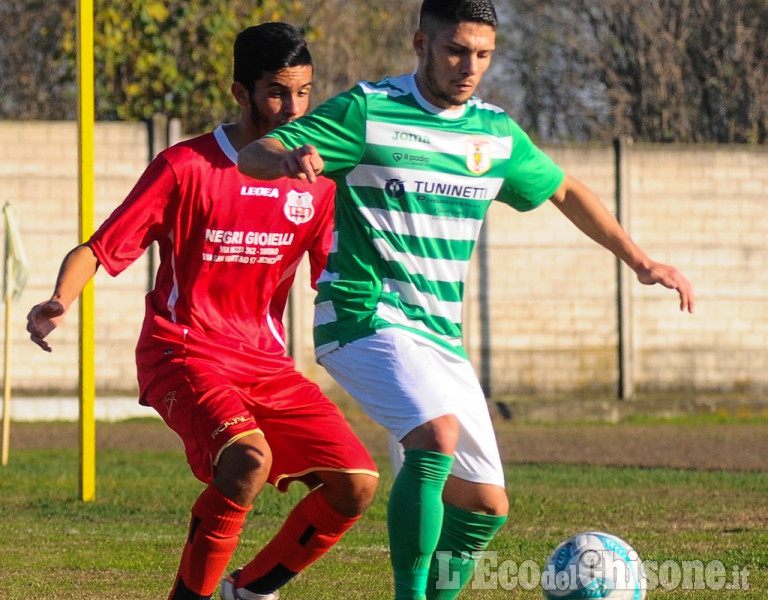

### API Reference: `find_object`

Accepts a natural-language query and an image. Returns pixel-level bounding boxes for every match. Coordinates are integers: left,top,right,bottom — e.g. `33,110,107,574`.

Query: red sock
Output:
238,488,361,595
168,484,250,600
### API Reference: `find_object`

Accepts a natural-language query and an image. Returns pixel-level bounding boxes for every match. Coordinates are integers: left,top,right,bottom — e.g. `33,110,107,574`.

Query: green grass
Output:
0,431,766,599
617,411,768,426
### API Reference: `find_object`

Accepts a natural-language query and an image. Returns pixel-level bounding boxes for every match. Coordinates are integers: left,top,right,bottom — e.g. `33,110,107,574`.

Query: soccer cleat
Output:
220,568,280,600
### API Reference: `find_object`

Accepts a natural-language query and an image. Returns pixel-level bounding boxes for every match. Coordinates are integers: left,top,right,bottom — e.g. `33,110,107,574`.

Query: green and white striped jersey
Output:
268,73,564,359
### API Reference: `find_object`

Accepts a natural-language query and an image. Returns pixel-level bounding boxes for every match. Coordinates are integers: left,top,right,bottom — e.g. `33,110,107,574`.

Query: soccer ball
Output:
541,531,647,600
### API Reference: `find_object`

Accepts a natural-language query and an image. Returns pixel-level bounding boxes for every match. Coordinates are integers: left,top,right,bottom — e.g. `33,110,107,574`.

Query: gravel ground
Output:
7,412,768,472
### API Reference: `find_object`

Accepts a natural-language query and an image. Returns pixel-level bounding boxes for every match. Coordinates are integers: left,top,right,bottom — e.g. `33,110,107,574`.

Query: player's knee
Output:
233,442,272,476
322,472,379,517
489,491,509,516
402,414,459,454
471,487,508,516
347,472,378,513
215,437,272,504
444,478,508,516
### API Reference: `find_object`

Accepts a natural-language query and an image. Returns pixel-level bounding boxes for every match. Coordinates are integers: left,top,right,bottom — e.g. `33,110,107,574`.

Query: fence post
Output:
145,115,176,291
477,221,492,400
615,136,634,400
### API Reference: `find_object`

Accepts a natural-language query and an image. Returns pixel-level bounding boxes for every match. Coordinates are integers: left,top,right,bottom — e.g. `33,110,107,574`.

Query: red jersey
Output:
88,126,335,397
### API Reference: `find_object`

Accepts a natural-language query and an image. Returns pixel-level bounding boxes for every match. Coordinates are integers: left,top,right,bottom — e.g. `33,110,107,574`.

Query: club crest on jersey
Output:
466,137,492,175
284,190,315,225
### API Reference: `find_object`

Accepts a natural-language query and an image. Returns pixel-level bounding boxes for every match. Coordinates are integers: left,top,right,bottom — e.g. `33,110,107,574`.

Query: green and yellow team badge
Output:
466,137,491,175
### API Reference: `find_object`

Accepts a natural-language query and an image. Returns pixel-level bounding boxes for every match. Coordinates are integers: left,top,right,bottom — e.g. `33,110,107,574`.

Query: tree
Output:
0,1,76,120
1,0,307,130
5,0,764,143
0,0,419,134
296,0,420,102
75,0,313,133
495,0,768,143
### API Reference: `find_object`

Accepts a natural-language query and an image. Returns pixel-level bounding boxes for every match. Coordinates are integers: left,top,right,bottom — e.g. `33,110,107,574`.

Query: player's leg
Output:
144,367,267,600
224,370,379,599
385,457,509,594
320,330,461,600
172,434,271,600
425,369,509,600
228,473,377,598
390,420,457,600
426,478,507,600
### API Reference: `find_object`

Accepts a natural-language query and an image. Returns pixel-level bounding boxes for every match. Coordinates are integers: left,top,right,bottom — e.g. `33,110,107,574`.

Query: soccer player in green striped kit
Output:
238,2,695,598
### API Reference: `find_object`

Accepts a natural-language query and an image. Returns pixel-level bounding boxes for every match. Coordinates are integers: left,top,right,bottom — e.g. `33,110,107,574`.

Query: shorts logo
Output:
385,178,406,198
284,190,315,225
467,137,492,175
211,416,248,439
162,390,177,418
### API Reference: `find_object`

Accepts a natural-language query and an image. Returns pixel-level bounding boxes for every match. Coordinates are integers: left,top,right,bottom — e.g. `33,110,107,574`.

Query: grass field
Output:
1,414,766,599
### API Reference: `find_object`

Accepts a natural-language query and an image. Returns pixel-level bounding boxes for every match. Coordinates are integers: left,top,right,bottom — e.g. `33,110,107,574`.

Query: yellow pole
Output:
77,0,96,502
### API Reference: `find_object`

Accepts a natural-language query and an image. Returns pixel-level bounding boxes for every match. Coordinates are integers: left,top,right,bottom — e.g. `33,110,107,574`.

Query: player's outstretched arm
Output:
27,244,100,352
549,174,695,313
238,137,324,183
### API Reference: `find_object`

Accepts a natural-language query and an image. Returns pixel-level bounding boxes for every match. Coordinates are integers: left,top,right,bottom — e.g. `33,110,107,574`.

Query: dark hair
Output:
233,23,312,93
419,0,498,31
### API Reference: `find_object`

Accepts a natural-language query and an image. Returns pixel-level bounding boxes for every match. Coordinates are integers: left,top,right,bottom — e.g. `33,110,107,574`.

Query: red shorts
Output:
143,362,377,490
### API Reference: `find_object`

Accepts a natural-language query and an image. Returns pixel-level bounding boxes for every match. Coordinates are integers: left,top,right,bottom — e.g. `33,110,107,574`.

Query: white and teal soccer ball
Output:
541,531,647,600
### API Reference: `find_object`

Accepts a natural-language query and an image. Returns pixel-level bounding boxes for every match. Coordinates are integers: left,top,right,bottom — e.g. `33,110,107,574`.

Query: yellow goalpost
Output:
77,0,96,502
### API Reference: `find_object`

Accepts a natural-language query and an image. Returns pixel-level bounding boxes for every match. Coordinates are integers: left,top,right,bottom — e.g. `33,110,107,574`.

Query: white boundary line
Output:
8,396,158,422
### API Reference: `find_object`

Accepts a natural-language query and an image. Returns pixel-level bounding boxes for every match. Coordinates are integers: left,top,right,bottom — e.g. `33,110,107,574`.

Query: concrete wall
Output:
1,121,766,406
472,143,768,400
0,121,151,401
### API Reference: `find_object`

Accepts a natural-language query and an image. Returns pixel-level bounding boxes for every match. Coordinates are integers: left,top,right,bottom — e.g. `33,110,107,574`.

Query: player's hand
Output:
26,300,66,352
635,261,695,313
280,144,324,183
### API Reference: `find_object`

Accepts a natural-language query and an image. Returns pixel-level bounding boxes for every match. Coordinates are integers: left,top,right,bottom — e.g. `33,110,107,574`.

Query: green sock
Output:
426,503,507,600
387,449,454,600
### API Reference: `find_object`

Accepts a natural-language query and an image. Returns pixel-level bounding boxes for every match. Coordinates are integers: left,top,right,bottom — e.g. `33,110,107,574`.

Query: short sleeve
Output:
267,86,367,177
305,181,336,290
89,155,177,276
497,121,565,212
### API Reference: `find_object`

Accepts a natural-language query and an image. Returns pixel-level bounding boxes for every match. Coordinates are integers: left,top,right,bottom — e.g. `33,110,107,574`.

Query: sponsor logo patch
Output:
392,152,430,166
284,190,315,225
466,137,492,175
384,178,406,198
240,185,279,197
392,130,431,144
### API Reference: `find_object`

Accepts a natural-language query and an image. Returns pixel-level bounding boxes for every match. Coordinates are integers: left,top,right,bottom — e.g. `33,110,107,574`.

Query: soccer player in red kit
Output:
26,23,378,600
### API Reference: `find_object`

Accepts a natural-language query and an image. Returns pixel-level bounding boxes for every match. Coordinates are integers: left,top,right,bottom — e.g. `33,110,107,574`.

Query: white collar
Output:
213,124,238,164
407,72,467,119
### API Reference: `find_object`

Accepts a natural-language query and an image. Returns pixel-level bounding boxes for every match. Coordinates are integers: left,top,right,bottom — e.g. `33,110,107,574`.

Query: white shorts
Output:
319,328,505,487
